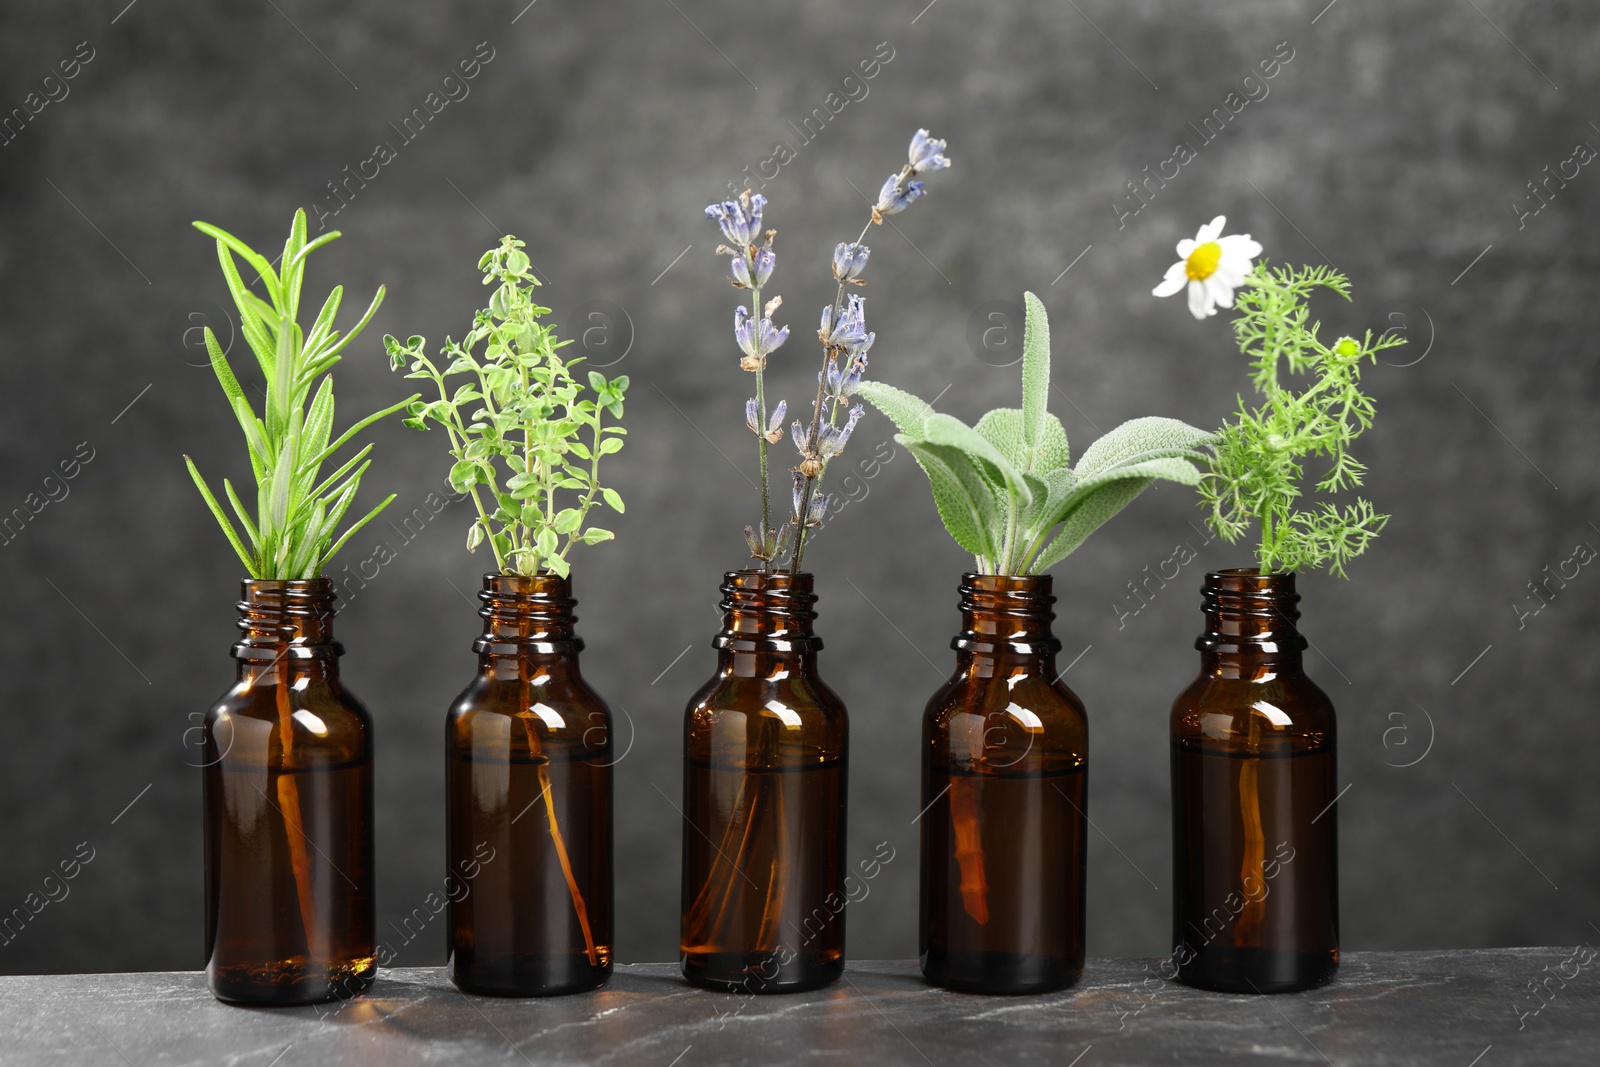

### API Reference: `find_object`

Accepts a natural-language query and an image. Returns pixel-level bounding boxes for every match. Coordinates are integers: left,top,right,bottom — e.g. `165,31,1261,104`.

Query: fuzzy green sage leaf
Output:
858,291,1213,576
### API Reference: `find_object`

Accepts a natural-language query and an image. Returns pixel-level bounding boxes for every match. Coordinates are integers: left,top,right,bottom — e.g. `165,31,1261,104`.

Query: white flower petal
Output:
1218,233,1262,258
1211,270,1247,293
1213,256,1252,285
1217,245,1253,267
1176,238,1197,258
1207,275,1237,309
1197,215,1226,244
1187,280,1215,319
1152,260,1188,297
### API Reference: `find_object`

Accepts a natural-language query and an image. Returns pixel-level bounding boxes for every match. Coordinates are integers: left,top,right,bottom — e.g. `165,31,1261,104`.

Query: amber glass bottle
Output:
446,573,613,996
1170,569,1338,994
680,570,849,993
202,579,375,1006
919,574,1088,994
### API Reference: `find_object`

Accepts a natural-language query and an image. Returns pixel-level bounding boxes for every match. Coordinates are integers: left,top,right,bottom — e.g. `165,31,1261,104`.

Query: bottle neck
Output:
1196,568,1306,677
232,578,341,681
952,573,1060,673
473,573,583,675
713,569,820,669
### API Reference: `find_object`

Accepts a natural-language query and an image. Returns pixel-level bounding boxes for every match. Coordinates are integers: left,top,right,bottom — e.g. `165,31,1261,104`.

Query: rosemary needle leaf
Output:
185,209,411,579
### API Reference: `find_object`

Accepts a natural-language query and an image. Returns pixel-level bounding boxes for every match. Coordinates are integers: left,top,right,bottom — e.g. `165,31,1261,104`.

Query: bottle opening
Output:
714,569,821,651
234,578,340,659
475,572,582,654
953,572,1060,655
1197,569,1306,655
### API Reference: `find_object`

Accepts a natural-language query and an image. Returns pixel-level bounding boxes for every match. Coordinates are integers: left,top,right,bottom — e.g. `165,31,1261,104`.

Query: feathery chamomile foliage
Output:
184,209,417,580
385,236,628,578
1199,263,1402,577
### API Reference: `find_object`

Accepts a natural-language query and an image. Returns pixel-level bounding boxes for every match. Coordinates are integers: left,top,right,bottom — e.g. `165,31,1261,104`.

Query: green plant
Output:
1198,263,1400,576
859,292,1213,575
184,209,418,579
385,236,628,577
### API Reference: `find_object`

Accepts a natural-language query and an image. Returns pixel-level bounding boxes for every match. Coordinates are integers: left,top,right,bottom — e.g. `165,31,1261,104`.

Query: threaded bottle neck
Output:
1196,568,1307,662
713,569,821,653
952,573,1061,656
474,573,583,656
232,578,341,662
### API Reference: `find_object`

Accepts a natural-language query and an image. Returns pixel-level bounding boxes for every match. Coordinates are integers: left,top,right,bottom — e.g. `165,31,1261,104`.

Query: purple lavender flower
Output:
734,304,790,366
745,397,786,442
907,129,951,174
832,242,870,283
823,352,867,400
742,519,795,562
730,248,776,290
705,193,766,247
791,472,829,527
819,293,871,354
816,404,865,460
702,129,955,572
874,176,927,217
751,249,774,288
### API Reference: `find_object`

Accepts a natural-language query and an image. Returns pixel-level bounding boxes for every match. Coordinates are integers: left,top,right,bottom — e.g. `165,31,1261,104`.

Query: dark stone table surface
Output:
1,949,1593,1065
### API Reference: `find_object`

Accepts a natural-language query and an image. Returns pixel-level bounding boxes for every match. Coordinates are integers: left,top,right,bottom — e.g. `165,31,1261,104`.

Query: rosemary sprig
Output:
183,209,417,579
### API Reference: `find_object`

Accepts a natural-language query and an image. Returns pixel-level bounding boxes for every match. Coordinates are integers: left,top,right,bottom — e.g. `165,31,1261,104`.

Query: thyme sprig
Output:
385,236,627,577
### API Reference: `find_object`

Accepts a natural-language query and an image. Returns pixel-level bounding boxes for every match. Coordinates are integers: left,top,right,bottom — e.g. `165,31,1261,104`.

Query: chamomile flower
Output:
1152,215,1263,320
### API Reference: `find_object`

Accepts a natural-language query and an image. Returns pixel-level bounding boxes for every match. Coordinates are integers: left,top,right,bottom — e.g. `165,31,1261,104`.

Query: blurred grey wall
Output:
1,0,1597,975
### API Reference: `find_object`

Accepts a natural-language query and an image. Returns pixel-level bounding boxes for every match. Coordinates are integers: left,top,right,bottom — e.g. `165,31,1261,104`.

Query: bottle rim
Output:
473,572,583,656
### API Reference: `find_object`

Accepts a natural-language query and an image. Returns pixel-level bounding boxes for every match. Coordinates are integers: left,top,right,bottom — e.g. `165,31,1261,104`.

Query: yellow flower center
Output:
1185,241,1223,281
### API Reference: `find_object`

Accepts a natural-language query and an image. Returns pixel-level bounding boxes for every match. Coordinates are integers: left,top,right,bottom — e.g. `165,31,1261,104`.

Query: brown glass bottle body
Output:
919,574,1088,994
446,574,614,996
202,579,375,1006
1169,569,1339,994
679,570,849,994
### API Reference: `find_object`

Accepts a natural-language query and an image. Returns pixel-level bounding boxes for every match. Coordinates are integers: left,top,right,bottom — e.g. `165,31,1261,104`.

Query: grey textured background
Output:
1,0,1596,977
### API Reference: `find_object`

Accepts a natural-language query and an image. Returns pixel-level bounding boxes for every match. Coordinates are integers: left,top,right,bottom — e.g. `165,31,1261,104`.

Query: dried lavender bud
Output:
823,352,867,400
816,404,864,460
832,242,870,283
735,305,789,363
819,293,870,354
874,176,926,217
764,399,787,443
907,129,952,174
705,192,766,247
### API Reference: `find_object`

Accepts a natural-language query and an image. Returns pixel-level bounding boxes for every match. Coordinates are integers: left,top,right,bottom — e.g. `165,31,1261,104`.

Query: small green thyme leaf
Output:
385,235,628,575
